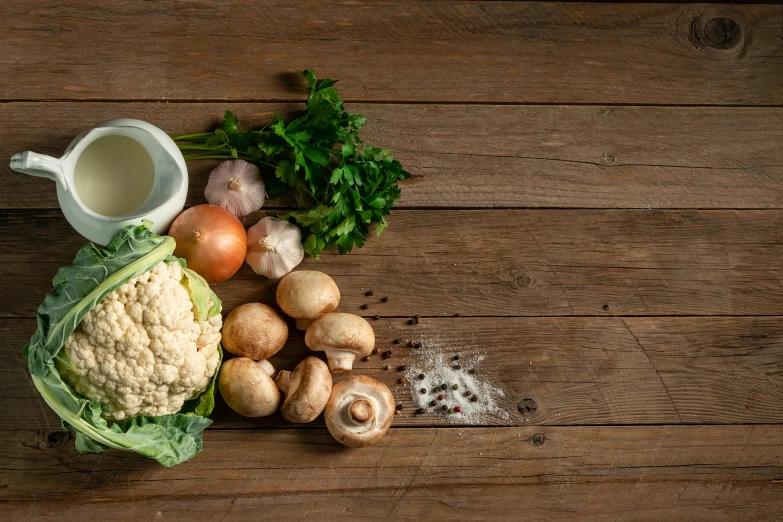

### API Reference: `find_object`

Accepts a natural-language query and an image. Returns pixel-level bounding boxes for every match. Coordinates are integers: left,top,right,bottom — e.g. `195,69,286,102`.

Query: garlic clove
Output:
245,217,305,279
204,160,266,217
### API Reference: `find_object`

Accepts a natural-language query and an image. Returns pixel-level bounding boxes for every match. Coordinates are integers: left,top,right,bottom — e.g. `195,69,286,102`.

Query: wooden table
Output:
2,2,782,520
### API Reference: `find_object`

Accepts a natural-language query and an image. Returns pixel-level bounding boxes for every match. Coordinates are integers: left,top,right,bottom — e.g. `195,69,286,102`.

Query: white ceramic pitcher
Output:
10,118,187,245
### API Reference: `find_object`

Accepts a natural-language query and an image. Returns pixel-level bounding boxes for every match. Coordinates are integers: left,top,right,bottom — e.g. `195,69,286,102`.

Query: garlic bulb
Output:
246,217,304,279
204,160,265,217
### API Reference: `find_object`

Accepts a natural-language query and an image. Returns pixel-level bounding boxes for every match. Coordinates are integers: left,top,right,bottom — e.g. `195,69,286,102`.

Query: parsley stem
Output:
170,132,213,142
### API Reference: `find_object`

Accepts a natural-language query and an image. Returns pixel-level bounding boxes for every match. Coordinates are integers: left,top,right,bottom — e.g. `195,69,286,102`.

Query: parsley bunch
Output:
171,70,410,258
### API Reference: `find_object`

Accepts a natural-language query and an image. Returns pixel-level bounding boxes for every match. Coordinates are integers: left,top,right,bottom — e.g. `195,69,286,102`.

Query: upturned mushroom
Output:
218,358,280,417
275,357,332,423
276,270,340,330
324,375,395,447
305,312,375,372
221,302,288,360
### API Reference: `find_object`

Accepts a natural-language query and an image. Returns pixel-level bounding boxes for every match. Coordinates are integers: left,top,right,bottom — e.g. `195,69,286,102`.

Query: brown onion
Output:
168,204,247,284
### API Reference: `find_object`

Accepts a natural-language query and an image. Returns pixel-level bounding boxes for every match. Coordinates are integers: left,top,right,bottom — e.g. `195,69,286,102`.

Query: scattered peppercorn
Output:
384,365,392,370
374,315,381,321
440,383,447,390
429,401,437,407
397,378,404,384
453,384,459,390
373,348,380,355
453,355,460,361
395,403,403,411
454,406,462,413
414,408,424,415
414,315,421,324
453,365,461,370
366,290,374,296
381,297,389,303
408,318,416,325
448,408,454,414
468,368,476,375
362,356,370,362
464,391,472,397
382,350,392,359
470,396,479,402
420,388,426,394
408,340,416,347
360,304,369,310
437,394,445,401
441,405,448,411
393,339,400,345
418,373,425,380
397,365,406,371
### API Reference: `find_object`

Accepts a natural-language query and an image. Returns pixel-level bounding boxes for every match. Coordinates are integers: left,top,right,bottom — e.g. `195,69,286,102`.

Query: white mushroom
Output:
275,357,332,423
324,375,395,447
305,312,375,373
276,270,340,330
218,358,280,417
221,302,288,360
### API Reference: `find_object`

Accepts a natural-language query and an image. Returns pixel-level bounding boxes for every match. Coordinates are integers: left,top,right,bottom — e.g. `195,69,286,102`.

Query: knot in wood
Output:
515,274,532,288
532,433,546,447
689,16,742,51
518,398,537,415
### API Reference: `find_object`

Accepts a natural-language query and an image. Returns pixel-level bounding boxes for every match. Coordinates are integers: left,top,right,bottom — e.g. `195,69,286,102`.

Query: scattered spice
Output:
397,365,407,371
381,297,389,303
373,348,380,355
362,356,370,362
397,378,405,384
374,315,381,321
454,406,462,413
453,365,461,370
453,383,459,390
470,396,479,402
382,350,392,359
454,313,461,317
384,365,392,370
418,373,425,380
468,369,476,375
414,315,421,324
366,290,374,297
395,403,403,411
408,318,416,325
453,355,460,361
393,339,400,345
429,401,437,407
420,388,426,394
408,340,416,347
448,408,454,414
414,408,423,415
464,391,472,397
437,394,445,401
440,383,447,390
441,405,448,411
360,304,369,310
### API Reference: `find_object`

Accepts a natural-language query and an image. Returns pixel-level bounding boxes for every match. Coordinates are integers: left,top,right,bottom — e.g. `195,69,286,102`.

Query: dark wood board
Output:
2,102,783,210
2,426,782,520
3,209,783,319
3,316,782,431
1,3,780,104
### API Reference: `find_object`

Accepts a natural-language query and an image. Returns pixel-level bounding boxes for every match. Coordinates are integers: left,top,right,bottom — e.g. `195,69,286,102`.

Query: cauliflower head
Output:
59,261,222,420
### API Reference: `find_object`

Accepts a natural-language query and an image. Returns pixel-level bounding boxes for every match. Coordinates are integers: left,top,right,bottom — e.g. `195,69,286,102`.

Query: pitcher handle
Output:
9,152,67,191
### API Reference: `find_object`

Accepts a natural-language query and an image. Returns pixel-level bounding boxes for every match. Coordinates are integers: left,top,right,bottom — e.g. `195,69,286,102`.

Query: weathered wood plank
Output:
3,316,782,431
1,3,780,104
1,426,782,521
3,102,783,210
3,209,783,318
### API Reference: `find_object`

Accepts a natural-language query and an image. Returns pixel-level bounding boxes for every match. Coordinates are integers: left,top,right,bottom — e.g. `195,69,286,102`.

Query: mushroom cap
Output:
275,357,332,423
218,357,280,417
222,302,288,360
305,313,375,372
324,375,395,447
276,271,340,324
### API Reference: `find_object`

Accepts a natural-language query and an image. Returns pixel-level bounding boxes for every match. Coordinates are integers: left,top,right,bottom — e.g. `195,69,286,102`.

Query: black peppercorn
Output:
397,378,404,384
441,405,448,411
414,408,424,415
440,383,447,390
429,400,437,407
470,395,479,402
408,318,416,325
395,403,403,410
381,297,389,303
420,388,426,394
366,290,374,296
393,339,400,344
468,368,476,375
382,350,392,359
374,315,381,321
397,365,406,371
418,373,425,380
464,391,472,397
360,304,369,310
453,355,460,361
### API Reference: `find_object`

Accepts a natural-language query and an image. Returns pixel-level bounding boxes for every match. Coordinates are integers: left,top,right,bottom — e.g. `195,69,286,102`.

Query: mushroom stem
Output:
227,177,243,191
296,318,314,330
349,399,374,424
325,351,356,373
274,370,292,394
257,359,277,378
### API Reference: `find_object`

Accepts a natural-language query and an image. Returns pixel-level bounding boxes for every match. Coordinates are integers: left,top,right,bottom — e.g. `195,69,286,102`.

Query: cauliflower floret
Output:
60,261,222,421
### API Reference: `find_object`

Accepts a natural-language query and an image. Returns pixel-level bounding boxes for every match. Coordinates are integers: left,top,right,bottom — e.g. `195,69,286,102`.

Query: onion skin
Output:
168,204,247,284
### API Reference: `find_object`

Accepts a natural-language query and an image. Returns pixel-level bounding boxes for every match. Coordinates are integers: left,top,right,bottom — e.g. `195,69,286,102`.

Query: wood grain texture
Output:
4,316,782,431
2,426,782,520
3,209,783,319
2,102,783,210
1,2,780,104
